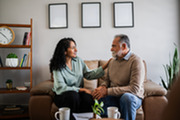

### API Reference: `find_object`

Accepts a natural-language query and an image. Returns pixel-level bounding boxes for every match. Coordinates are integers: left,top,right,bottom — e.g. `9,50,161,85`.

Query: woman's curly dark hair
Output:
49,38,76,72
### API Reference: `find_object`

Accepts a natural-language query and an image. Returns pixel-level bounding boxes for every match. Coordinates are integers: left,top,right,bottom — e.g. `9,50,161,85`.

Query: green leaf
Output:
94,99,99,104
96,112,101,116
98,107,104,113
92,99,104,117
163,65,168,80
7,53,18,58
161,44,180,90
99,102,104,107
161,77,167,90
92,106,96,113
96,108,101,113
6,79,12,83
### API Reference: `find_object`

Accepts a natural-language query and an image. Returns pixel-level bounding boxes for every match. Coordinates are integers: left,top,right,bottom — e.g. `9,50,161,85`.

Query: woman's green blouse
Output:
52,57,104,95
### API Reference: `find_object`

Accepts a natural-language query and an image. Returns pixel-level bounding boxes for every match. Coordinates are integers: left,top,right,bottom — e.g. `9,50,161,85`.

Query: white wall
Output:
0,0,179,104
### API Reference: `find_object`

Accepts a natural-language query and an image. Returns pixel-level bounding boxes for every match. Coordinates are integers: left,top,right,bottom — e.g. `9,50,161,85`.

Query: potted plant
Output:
5,53,18,67
91,99,104,119
160,46,180,91
6,79,13,89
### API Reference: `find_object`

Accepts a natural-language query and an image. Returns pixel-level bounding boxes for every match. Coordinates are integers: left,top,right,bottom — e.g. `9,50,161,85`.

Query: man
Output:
92,34,145,120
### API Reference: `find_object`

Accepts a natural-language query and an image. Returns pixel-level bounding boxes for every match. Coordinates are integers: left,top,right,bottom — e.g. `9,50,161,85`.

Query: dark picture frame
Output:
81,2,101,28
113,2,134,28
48,3,68,29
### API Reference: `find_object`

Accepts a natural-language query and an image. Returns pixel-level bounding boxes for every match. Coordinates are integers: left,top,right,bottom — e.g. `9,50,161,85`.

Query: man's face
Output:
111,37,123,58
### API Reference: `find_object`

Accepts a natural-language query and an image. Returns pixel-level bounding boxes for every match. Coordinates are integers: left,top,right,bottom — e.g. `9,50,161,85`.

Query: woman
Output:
50,38,111,120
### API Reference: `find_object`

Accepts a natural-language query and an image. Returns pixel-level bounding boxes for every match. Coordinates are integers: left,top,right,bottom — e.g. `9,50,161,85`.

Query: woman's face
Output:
65,41,77,58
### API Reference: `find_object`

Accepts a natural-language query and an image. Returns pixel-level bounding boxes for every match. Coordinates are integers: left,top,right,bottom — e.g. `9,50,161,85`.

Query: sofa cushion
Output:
144,80,167,97
84,60,99,91
30,80,54,97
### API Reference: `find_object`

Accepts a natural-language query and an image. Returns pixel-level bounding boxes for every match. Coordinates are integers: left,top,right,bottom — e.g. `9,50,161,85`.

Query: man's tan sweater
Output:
101,53,145,99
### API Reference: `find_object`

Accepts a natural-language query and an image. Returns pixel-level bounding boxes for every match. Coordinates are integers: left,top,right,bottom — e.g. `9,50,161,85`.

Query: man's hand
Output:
79,88,92,95
92,86,107,100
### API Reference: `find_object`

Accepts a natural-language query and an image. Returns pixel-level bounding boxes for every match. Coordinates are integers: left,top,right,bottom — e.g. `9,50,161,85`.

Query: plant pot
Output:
6,83,13,89
89,113,101,120
5,58,18,67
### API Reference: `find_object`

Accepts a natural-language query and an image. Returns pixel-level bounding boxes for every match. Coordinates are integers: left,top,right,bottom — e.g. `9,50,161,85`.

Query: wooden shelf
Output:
0,19,32,119
0,67,30,70
0,88,30,94
0,105,29,119
0,24,31,28
0,45,31,48
0,113,29,119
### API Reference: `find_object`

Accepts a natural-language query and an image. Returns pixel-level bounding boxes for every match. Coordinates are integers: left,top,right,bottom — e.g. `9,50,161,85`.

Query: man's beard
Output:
112,50,123,58
112,51,117,58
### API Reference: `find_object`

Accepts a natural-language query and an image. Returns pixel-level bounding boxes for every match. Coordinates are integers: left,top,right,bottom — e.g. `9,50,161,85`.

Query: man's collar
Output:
123,51,131,60
115,51,131,61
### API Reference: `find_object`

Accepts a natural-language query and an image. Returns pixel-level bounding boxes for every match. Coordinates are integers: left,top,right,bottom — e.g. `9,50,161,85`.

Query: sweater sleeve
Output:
107,59,145,97
52,70,80,95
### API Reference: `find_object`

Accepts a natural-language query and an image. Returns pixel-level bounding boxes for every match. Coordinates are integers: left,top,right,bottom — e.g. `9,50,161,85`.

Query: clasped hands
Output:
80,86,107,100
79,58,112,100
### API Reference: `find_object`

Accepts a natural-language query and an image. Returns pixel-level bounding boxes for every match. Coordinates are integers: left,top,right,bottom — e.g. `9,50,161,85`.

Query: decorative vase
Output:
5,58,18,67
6,82,13,89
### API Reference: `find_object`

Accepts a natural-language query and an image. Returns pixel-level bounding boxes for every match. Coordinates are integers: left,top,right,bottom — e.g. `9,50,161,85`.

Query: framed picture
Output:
48,3,68,29
81,2,101,28
113,2,134,28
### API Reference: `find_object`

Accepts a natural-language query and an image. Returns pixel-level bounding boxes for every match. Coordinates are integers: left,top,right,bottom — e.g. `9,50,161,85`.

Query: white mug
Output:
54,107,70,120
107,106,121,119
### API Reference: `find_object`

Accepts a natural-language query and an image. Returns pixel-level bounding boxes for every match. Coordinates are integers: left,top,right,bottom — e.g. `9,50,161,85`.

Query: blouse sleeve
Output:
81,60,105,80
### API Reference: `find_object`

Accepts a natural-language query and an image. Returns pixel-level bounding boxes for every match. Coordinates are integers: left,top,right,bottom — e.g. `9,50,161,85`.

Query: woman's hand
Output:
79,88,92,95
102,58,113,70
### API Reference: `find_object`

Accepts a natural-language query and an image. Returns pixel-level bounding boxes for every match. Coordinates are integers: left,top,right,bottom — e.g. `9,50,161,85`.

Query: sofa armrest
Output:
143,96,168,120
144,80,167,97
30,80,54,97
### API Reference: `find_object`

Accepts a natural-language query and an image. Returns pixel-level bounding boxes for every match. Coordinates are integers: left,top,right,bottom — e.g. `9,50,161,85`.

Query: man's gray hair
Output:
115,34,130,49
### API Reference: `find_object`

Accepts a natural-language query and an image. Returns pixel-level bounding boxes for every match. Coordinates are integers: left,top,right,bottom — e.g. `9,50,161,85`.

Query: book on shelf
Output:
26,52,31,67
19,54,27,67
0,56,3,67
22,32,28,45
26,32,31,45
22,32,31,45
22,54,27,67
19,52,31,67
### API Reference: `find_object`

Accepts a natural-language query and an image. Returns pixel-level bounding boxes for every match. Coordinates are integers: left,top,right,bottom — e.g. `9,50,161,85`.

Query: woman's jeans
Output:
99,93,142,120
